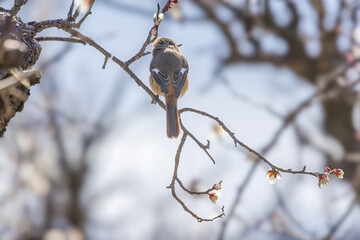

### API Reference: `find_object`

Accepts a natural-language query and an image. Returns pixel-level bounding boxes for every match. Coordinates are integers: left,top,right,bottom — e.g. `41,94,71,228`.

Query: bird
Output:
149,37,189,138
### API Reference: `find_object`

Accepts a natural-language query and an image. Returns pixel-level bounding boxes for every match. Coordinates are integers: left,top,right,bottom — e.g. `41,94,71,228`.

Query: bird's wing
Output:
150,65,170,95
173,58,189,98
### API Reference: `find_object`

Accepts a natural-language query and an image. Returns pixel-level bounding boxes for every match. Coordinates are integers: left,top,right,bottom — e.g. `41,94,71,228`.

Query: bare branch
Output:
75,11,92,28
125,28,155,66
62,28,111,69
176,178,222,195
180,107,319,177
68,0,75,20
10,0,28,15
112,55,165,109
167,133,225,222
35,36,86,45
180,121,215,164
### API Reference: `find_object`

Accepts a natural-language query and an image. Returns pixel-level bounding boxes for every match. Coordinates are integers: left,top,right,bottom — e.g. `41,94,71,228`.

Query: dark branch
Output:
35,36,86,45
10,0,28,15
167,133,225,222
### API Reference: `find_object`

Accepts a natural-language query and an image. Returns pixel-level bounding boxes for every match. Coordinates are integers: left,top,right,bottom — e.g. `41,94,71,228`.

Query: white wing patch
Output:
180,68,187,74
152,68,160,74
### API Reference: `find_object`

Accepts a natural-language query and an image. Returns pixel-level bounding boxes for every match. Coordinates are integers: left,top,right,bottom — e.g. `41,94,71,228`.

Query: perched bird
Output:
149,37,189,138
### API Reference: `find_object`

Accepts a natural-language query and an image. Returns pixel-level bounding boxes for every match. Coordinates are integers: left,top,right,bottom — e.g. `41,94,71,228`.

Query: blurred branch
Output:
180,121,215,164
125,29,154,66
193,0,343,81
100,0,204,22
62,28,111,69
217,160,260,240
193,0,239,61
324,197,357,240
319,78,360,101
38,43,74,71
216,57,360,239
100,0,154,18
221,76,282,118
275,187,314,238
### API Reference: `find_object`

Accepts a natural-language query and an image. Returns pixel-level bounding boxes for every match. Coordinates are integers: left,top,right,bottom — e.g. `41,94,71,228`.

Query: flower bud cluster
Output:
207,182,222,203
265,167,344,188
318,167,344,188
153,13,164,26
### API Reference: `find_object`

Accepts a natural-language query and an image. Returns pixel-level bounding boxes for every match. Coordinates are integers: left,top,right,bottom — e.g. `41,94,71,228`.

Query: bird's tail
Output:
165,96,180,138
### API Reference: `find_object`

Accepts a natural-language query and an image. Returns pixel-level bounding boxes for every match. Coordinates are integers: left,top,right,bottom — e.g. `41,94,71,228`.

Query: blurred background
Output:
0,0,360,239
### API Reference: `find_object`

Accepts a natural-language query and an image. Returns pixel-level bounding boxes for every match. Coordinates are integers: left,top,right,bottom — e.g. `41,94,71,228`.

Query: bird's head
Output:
152,37,182,55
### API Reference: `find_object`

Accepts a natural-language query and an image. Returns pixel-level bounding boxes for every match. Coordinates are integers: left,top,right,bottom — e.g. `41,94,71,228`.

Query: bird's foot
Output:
151,95,159,104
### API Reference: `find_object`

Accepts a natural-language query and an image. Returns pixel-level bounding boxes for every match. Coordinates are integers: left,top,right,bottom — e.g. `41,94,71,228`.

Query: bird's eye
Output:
169,41,174,45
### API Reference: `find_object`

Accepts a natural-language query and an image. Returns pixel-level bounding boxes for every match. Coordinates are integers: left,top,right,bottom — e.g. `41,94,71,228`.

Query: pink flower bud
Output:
76,0,94,13
212,183,222,190
318,174,329,188
158,13,164,20
208,193,218,203
266,169,281,184
154,19,160,26
334,169,344,179
151,28,157,36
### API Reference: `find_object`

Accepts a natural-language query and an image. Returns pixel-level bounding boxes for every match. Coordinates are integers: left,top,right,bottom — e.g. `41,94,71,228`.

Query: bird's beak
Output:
177,43,183,47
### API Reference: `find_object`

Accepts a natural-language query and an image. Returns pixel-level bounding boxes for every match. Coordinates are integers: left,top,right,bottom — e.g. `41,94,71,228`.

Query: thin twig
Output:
10,0,28,15
72,7,80,21
180,107,320,177
62,28,111,69
168,133,188,188
112,56,165,109
167,133,225,222
176,178,221,195
39,44,74,71
180,121,215,164
74,11,92,28
125,28,155,66
35,36,86,45
67,0,75,20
